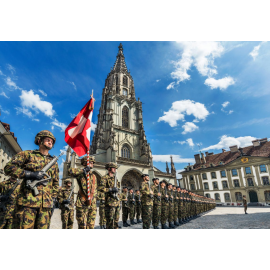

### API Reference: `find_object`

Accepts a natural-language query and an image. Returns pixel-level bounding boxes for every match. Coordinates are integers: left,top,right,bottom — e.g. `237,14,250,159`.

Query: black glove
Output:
109,187,118,193
83,166,91,174
24,170,44,180
63,199,70,204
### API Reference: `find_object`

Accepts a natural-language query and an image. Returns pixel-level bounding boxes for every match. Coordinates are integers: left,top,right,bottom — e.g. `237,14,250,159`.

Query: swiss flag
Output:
65,98,94,157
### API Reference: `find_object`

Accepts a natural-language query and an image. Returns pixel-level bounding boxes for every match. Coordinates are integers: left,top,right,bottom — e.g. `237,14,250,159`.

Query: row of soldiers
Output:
0,130,215,229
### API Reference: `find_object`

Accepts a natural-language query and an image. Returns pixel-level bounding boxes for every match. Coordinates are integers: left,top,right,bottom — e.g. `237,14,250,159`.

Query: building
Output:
63,44,177,190
180,138,270,205
0,121,22,182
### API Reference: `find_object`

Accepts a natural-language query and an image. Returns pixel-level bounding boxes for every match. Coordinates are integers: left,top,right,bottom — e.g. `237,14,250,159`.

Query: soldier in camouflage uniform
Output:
172,185,180,227
176,186,183,224
160,180,169,229
167,183,175,228
58,179,74,229
151,178,161,229
68,156,97,229
4,130,59,229
0,177,22,229
128,187,137,225
98,190,106,229
121,186,130,227
98,162,121,229
134,190,142,223
139,174,153,229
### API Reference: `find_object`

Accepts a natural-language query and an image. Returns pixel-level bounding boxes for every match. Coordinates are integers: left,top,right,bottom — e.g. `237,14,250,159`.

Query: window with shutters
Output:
122,106,129,128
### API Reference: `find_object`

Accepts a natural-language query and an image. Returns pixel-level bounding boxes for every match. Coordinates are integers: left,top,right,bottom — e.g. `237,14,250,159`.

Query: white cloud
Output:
60,145,69,155
20,90,55,117
174,140,186,145
15,107,39,121
201,135,257,151
38,89,47,96
51,119,67,132
0,92,9,99
167,42,235,91
228,110,234,114
70,113,77,118
186,138,194,148
7,64,15,74
91,122,97,132
68,81,77,91
222,101,230,108
158,99,209,128
0,70,4,76
166,82,175,90
6,77,21,90
153,154,194,164
156,79,160,82
0,105,10,115
204,77,235,90
249,42,266,60
182,122,198,134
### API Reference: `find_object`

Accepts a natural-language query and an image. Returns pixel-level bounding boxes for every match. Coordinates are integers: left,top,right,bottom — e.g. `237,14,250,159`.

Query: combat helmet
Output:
64,179,72,184
34,130,56,145
105,162,118,169
80,155,96,165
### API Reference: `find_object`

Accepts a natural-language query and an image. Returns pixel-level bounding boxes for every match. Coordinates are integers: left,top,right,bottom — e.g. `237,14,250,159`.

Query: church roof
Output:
112,43,130,74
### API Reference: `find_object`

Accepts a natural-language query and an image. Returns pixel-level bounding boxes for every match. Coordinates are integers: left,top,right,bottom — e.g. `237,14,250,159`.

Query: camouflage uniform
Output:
160,186,169,229
128,192,136,224
4,149,59,229
98,191,106,228
98,164,121,229
151,184,161,228
173,189,179,226
120,191,129,225
0,178,21,229
68,167,97,229
58,184,74,229
135,193,142,222
140,181,153,229
243,197,247,214
167,189,174,225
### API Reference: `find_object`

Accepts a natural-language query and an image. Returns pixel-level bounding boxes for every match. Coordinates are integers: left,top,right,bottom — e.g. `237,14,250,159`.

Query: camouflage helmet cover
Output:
34,130,56,145
81,156,96,165
105,162,118,169
64,179,72,184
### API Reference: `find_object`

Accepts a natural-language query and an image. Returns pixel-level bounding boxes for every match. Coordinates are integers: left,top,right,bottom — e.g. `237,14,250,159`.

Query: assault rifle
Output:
64,186,74,210
112,165,120,201
0,179,21,212
164,186,169,203
131,192,135,205
26,152,64,196
137,193,141,206
156,183,161,201
169,188,173,203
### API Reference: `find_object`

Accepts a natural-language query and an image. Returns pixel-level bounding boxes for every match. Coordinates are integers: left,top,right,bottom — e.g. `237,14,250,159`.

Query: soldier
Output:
68,156,97,229
151,177,161,229
139,174,153,229
172,185,180,227
134,190,142,223
4,130,59,229
160,180,169,229
128,187,137,225
0,177,21,229
58,179,74,229
98,190,106,229
243,195,248,214
98,162,121,229
167,183,175,228
121,186,130,227
176,186,183,224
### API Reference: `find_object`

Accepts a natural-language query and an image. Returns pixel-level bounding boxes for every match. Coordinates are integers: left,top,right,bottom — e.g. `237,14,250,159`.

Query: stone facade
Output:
63,44,177,191
0,121,22,182
180,138,270,205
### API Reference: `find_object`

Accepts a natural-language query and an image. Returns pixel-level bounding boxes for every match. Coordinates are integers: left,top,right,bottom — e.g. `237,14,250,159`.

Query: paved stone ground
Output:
50,206,270,229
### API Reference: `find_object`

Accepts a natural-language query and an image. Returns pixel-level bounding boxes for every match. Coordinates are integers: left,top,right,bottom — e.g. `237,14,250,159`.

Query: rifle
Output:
0,179,21,212
165,186,169,203
132,192,135,205
169,188,173,203
64,186,74,210
138,193,141,206
112,165,120,201
123,191,128,207
26,152,64,196
156,183,161,201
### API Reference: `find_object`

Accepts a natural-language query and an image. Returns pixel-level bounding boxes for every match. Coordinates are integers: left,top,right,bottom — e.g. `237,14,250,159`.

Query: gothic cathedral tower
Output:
91,43,152,165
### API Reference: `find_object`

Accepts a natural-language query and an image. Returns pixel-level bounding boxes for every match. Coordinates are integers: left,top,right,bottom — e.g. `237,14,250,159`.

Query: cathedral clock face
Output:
241,157,249,163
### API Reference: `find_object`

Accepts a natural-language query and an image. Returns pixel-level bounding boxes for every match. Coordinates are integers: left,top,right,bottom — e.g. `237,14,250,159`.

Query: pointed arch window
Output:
122,106,129,128
123,75,128,86
121,144,131,159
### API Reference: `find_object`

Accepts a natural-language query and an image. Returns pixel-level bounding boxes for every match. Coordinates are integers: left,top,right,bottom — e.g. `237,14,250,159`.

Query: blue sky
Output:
0,41,269,178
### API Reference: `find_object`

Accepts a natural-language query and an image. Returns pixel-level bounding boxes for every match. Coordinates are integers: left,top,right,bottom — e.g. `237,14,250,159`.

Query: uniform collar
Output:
32,149,53,158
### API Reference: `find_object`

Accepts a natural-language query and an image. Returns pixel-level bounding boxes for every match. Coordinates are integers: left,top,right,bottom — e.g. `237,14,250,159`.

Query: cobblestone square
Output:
50,206,270,229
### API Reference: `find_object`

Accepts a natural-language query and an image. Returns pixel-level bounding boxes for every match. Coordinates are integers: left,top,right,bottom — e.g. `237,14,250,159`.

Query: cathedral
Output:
63,44,177,190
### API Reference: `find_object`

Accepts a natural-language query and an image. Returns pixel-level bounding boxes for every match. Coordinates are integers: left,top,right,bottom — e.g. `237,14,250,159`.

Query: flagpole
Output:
87,90,95,202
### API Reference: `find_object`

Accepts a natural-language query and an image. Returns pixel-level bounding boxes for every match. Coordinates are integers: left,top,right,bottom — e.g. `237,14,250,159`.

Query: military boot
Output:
174,221,180,226
139,219,142,223
137,219,142,223
131,220,136,225
162,224,169,229
179,218,184,224
123,222,129,227
127,222,131,226
169,222,175,228
100,225,104,229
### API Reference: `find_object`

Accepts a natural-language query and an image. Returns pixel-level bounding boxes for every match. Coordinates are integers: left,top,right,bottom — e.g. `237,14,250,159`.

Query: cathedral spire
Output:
170,155,176,176
112,43,128,73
